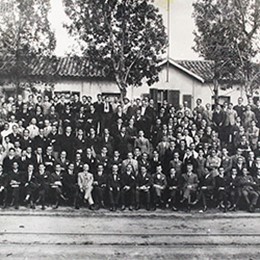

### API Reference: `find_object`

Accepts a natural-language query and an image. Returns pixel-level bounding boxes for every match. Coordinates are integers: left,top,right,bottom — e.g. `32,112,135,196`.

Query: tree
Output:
0,0,56,95
193,0,260,102
63,0,167,98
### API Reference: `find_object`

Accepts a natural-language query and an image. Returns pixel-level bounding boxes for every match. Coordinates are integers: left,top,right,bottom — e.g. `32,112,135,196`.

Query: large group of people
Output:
0,93,260,213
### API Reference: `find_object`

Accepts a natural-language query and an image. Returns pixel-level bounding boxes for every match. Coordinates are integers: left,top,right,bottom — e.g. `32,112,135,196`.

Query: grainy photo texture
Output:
0,0,260,259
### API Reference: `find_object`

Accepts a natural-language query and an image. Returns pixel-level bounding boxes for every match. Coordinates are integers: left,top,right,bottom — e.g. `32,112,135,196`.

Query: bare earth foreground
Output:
0,208,260,259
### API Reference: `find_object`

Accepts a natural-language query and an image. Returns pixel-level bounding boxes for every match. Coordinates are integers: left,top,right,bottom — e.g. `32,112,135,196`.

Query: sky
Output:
49,0,199,60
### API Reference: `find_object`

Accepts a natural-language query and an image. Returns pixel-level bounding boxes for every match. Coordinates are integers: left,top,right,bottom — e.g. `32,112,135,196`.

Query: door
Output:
183,94,192,108
167,90,180,109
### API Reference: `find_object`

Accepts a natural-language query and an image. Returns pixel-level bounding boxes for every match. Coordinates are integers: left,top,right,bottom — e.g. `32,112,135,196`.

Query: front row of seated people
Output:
1,159,260,213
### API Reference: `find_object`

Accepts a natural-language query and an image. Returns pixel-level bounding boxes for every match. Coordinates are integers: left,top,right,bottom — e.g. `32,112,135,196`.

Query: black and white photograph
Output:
0,0,260,259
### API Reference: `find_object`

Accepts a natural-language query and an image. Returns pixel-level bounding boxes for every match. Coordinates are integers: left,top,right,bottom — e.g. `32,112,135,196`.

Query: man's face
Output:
83,164,89,171
187,165,193,172
47,147,53,154
39,165,45,174
140,167,146,175
56,165,61,172
112,165,118,173
97,165,103,172
12,125,18,133
52,126,57,133
68,164,74,171
231,169,237,176
66,127,72,134
13,162,19,170
37,148,42,154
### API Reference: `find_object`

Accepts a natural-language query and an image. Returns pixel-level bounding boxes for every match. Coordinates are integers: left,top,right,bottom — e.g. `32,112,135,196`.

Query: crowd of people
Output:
0,93,260,213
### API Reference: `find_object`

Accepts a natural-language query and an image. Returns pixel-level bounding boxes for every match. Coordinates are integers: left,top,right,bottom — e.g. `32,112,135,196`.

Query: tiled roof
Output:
170,59,260,83
174,60,214,82
0,55,110,79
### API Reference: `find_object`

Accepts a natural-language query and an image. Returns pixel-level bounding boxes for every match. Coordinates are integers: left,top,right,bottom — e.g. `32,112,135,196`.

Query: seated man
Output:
23,164,38,209
120,164,136,211
195,168,215,212
0,164,8,209
214,167,228,212
240,167,259,213
107,164,121,211
9,161,22,209
78,163,95,210
93,164,107,209
166,168,179,211
35,164,50,210
63,163,79,209
135,166,152,211
152,165,167,209
49,164,67,209
226,168,241,211
180,163,199,212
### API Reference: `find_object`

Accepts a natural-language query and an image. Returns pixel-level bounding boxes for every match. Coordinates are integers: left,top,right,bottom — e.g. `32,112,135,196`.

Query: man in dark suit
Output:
62,163,79,209
135,166,152,211
0,164,8,208
99,128,114,156
120,164,136,211
100,96,113,132
20,129,33,150
32,147,45,169
44,146,56,173
107,164,121,211
115,127,130,159
23,164,38,209
226,168,241,211
8,161,22,209
35,164,50,210
3,148,18,173
240,167,259,212
194,169,215,212
58,125,74,161
49,164,66,209
93,164,107,209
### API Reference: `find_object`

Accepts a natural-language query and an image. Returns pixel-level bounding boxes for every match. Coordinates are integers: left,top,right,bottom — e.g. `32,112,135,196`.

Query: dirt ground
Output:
0,208,260,259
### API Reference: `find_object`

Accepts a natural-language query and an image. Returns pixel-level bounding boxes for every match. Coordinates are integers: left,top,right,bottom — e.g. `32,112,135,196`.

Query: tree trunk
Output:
213,79,219,105
120,87,127,100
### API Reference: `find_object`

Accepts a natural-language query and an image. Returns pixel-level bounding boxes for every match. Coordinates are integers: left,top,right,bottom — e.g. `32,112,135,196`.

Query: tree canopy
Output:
0,0,56,94
193,0,260,98
63,0,167,97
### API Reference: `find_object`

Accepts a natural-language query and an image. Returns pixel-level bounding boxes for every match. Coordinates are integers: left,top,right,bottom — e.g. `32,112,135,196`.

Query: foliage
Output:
193,0,260,98
0,0,56,94
63,0,167,97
